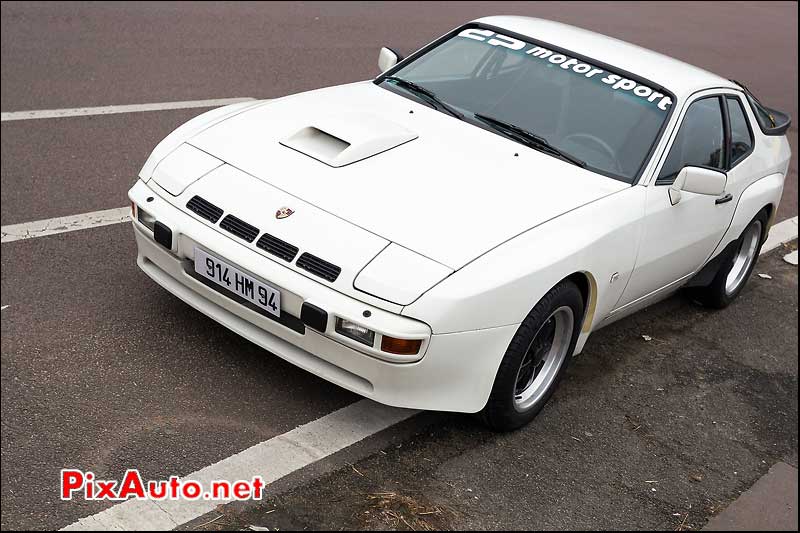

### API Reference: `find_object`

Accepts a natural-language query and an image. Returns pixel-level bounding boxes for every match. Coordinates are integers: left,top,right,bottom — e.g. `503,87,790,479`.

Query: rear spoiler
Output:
732,80,791,136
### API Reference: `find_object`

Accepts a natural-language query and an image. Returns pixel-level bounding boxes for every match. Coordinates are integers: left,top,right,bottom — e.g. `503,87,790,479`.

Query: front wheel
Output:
480,280,584,432
693,210,768,309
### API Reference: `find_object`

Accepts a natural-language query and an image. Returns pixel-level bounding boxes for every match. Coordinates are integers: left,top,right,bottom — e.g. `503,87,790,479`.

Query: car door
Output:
613,92,738,312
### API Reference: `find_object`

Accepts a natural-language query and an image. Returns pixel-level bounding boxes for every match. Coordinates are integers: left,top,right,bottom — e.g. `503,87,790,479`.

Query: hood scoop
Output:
280,112,417,167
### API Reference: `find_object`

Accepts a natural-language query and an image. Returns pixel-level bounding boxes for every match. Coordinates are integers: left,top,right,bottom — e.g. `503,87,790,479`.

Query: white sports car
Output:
129,17,791,430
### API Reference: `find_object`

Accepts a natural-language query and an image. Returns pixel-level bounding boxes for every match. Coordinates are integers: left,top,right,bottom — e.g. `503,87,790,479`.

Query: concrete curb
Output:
704,462,798,531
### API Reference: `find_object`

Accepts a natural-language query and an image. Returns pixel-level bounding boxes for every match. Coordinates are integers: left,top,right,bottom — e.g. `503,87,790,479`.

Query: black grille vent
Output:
186,196,223,223
219,214,259,243
296,252,341,282
256,233,299,262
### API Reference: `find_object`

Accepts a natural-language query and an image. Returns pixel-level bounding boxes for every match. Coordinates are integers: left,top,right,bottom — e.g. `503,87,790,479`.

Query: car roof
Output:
474,16,738,99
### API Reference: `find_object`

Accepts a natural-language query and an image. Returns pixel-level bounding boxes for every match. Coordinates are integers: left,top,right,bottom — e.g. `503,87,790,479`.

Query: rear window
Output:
734,81,791,136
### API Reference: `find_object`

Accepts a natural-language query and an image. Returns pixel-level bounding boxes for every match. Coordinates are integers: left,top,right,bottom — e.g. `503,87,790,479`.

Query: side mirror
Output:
378,47,401,73
668,166,727,205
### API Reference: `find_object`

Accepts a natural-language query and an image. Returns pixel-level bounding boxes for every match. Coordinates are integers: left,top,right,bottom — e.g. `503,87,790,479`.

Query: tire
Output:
480,280,584,432
692,209,768,309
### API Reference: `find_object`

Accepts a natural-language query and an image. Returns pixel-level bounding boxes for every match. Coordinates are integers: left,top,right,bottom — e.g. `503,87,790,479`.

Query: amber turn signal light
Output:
380,336,422,355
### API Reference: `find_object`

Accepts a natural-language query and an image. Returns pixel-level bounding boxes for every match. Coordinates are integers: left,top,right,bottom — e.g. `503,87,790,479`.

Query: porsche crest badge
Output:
275,207,294,219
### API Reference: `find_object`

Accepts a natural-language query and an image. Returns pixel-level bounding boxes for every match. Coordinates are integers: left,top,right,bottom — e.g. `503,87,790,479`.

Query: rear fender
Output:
710,172,784,259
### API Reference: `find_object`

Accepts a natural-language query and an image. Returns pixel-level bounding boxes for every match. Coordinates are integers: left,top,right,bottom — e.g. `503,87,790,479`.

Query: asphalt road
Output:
219,245,800,531
1,2,797,531
1,224,359,529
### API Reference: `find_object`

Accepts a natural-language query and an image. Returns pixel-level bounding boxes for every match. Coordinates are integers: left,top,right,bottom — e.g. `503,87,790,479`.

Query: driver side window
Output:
657,97,725,184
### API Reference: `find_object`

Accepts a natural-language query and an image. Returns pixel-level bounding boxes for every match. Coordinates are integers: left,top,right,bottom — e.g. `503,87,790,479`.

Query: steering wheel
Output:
562,133,619,170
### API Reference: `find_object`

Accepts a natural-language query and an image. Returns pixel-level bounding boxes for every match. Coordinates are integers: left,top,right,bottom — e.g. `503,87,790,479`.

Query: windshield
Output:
379,26,674,183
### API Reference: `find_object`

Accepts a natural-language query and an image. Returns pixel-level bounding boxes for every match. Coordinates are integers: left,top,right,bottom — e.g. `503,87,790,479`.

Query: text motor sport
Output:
459,28,673,111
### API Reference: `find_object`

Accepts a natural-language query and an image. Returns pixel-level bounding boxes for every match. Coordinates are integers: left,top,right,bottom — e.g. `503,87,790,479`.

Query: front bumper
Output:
129,180,517,413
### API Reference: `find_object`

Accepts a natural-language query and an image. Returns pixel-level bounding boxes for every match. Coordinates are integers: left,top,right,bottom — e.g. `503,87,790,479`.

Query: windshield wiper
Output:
473,113,586,168
383,76,464,120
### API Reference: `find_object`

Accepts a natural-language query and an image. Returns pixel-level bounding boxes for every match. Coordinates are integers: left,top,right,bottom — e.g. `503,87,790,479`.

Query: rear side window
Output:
726,96,753,167
657,97,725,184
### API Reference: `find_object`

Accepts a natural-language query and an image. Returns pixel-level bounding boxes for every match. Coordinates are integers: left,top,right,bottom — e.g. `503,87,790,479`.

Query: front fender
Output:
403,186,646,335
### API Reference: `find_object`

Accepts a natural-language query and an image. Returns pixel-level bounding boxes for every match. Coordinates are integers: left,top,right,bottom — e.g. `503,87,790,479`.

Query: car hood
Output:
181,81,627,270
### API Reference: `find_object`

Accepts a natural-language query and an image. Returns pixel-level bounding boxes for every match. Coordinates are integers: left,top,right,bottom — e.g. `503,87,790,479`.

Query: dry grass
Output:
360,491,457,531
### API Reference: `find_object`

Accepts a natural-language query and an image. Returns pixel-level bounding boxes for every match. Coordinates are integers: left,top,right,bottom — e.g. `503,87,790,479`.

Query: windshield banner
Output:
458,29,673,111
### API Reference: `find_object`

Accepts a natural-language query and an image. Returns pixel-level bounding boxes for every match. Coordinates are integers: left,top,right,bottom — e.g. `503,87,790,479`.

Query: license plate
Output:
194,248,281,317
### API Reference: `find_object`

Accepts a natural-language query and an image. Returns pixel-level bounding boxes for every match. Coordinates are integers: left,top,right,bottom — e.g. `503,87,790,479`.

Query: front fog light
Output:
137,207,156,231
335,317,375,346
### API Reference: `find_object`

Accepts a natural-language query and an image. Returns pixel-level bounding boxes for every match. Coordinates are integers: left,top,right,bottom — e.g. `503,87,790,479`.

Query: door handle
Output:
715,193,733,205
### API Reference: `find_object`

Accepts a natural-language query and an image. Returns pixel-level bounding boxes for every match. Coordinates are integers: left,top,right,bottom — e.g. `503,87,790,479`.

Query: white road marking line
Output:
0,98,255,122
1,207,131,243
763,216,799,254
1,305,8,311
61,400,418,531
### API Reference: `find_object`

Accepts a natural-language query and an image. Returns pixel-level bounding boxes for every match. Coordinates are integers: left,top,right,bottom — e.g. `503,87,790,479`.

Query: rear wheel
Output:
481,280,583,432
693,210,768,308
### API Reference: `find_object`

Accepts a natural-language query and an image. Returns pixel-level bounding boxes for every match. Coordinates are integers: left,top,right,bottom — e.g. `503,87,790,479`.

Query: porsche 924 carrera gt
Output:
129,17,791,430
